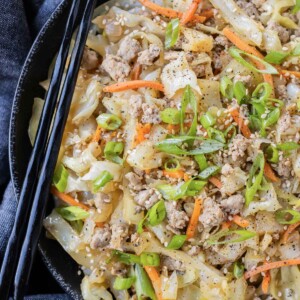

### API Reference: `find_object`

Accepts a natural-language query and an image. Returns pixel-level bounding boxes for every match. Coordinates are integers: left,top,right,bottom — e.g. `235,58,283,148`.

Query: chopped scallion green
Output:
53,164,69,193
166,235,187,250
97,113,122,130
93,170,113,192
264,51,289,64
165,18,180,49
113,277,135,290
56,206,89,221
220,76,234,99
207,229,256,245
104,141,124,164
275,209,300,225
160,108,180,125
140,253,160,267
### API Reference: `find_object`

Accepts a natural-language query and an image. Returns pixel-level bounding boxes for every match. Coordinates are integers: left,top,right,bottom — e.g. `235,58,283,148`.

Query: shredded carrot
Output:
51,187,90,211
96,222,105,228
222,221,232,230
186,198,203,239
92,125,102,143
222,27,274,88
208,176,222,189
103,80,165,93
131,63,142,80
264,162,280,183
262,261,271,294
180,0,201,25
281,69,300,79
134,123,152,147
167,124,180,133
162,169,185,179
244,259,300,279
229,108,252,139
144,266,163,300
138,0,206,23
232,215,249,228
200,9,214,19
282,221,300,244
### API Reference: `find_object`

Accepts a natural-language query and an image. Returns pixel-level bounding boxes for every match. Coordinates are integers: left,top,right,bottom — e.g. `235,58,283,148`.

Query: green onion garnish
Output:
112,250,141,265
104,141,124,164
207,229,256,245
200,112,216,129
198,165,220,180
264,51,289,64
140,253,160,267
266,145,279,163
245,152,265,205
70,220,84,233
56,206,89,221
292,0,300,13
166,235,187,250
252,82,272,104
93,170,113,193
160,108,180,125
113,276,136,290
53,164,69,193
233,81,248,105
135,264,156,300
207,128,226,143
97,113,122,130
220,76,234,99
164,158,180,171
260,108,280,137
233,261,245,279
277,142,300,151
275,210,300,225
195,154,208,171
229,47,279,74
165,18,180,49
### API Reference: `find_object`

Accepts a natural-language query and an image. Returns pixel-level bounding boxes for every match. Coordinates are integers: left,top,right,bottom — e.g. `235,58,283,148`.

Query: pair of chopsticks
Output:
0,0,97,298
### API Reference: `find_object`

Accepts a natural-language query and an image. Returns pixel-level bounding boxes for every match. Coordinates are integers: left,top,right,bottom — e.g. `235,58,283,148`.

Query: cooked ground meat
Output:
165,201,189,231
141,103,161,124
129,95,143,118
134,188,160,209
137,44,161,66
101,54,131,81
277,112,292,134
82,48,99,70
125,172,143,191
220,194,245,215
161,256,186,272
277,157,292,178
214,35,230,48
117,37,142,62
236,0,259,19
90,225,111,249
228,134,250,162
109,223,129,250
199,197,225,228
267,21,291,44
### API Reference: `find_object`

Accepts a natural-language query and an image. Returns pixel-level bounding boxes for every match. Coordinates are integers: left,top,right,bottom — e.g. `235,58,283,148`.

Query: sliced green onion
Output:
220,76,234,99
135,264,156,300
53,164,69,193
275,209,300,225
104,141,124,164
277,142,300,151
198,165,220,180
140,253,160,267
264,51,289,64
195,154,208,171
233,81,248,104
249,115,262,132
229,47,279,75
93,170,113,192
165,18,180,49
267,98,284,108
148,200,166,226
113,250,141,265
189,140,225,155
207,128,226,143
166,235,187,250
157,179,206,201
292,44,300,56
252,83,272,103
233,261,245,279
113,276,135,290
261,108,280,137
164,158,180,171
200,112,216,129
252,102,266,117
56,206,89,221
266,145,279,163
207,229,256,245
292,0,300,13
245,152,265,205
160,108,180,124
70,220,84,233
224,124,237,143
97,113,122,130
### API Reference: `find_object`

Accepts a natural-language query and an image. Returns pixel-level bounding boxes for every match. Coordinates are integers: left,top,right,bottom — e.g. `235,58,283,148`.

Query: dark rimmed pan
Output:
9,0,106,299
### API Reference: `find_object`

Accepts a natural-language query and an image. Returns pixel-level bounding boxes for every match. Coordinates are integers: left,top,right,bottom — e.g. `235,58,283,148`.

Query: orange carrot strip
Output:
186,198,203,239
200,9,214,19
232,215,249,228
131,63,142,80
51,187,90,211
222,27,274,88
144,266,163,300
134,123,152,147
209,176,222,189
162,169,185,179
282,221,300,244
229,108,252,139
281,69,300,79
264,162,280,183
262,261,271,294
103,80,165,93
180,0,202,25
222,221,232,230
167,124,180,133
244,259,300,279
92,125,102,143
138,0,206,23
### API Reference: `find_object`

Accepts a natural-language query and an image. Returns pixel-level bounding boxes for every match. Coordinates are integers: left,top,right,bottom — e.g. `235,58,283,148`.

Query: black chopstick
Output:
13,0,97,298
0,1,82,299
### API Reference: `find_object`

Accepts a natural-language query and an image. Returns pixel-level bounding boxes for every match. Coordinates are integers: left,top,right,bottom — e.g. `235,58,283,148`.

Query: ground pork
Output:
277,157,292,178
129,95,143,118
90,225,111,249
277,112,292,134
236,0,259,18
165,201,189,231
213,50,231,70
117,37,142,62
137,44,161,66
82,48,99,70
220,194,245,215
214,35,230,48
161,256,186,272
109,223,129,250
101,54,131,81
199,197,225,228
267,21,291,43
134,188,160,209
141,103,161,124
276,84,288,100
228,134,250,162
125,172,143,191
